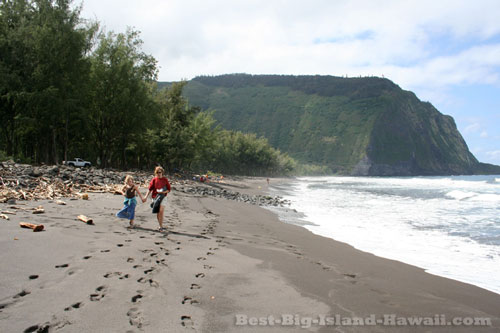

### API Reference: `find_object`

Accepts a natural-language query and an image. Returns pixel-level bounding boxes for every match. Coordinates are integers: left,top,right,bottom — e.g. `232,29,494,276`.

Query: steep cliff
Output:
179,74,497,176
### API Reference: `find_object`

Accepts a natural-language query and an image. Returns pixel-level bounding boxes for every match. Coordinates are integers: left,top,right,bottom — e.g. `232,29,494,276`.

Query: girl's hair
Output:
154,166,164,175
124,175,134,184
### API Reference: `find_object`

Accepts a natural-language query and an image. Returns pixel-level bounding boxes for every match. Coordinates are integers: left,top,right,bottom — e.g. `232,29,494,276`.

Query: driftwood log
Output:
20,222,44,232
77,215,93,225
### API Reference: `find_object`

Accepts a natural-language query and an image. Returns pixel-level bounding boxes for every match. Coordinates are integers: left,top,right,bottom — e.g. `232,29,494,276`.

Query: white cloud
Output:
79,0,500,82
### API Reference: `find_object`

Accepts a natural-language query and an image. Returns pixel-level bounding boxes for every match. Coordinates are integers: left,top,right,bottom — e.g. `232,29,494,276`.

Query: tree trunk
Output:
52,128,59,165
63,114,69,164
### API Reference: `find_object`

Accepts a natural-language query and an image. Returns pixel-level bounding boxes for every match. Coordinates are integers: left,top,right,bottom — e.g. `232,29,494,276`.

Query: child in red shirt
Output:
144,166,171,231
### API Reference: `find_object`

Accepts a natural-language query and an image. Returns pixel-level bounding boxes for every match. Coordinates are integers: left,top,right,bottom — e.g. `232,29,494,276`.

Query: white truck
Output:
63,158,91,167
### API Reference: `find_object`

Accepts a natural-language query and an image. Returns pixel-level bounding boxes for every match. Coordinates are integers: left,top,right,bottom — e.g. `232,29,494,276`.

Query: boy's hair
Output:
154,166,164,175
124,175,134,184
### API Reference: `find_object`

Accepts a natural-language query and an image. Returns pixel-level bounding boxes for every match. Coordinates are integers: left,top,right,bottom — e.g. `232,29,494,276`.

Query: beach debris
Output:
1,210,16,215
0,213,9,220
32,206,45,214
76,192,89,200
0,160,289,207
19,222,44,232
55,200,66,205
77,215,94,225
0,161,150,202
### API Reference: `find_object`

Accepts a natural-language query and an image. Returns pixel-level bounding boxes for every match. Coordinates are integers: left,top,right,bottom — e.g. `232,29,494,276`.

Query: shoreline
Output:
264,175,500,296
1,176,499,332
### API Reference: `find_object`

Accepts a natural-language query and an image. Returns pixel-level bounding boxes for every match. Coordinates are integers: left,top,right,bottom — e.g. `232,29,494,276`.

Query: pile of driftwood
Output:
0,160,153,202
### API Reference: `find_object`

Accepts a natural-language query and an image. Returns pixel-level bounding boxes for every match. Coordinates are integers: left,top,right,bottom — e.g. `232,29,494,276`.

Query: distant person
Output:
116,175,145,229
144,166,171,232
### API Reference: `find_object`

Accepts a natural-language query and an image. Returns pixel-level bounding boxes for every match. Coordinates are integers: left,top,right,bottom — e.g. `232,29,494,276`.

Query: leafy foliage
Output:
0,0,96,164
0,2,294,175
87,28,157,168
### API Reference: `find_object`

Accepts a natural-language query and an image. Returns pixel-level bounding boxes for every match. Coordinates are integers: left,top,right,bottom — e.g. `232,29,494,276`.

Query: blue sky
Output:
80,0,500,165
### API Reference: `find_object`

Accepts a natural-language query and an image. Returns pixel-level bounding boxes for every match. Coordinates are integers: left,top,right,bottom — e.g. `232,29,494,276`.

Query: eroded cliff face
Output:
358,90,478,176
181,74,497,176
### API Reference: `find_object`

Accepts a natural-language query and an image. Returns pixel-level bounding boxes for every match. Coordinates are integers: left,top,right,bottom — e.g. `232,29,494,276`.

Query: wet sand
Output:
0,177,499,332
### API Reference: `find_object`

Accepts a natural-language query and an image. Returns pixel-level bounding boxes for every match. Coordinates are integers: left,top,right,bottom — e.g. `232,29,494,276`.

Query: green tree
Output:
154,82,216,171
0,0,35,158
88,28,158,168
0,0,96,163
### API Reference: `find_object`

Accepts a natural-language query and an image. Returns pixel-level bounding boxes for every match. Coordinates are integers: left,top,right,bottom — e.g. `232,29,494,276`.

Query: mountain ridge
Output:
162,74,500,176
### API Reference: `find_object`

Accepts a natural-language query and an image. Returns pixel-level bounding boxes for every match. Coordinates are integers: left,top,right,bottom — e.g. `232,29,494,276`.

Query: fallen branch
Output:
20,222,44,232
32,206,45,214
77,215,93,225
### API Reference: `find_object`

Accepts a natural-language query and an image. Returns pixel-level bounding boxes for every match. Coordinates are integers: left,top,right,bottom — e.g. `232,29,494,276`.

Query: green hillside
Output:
177,74,499,176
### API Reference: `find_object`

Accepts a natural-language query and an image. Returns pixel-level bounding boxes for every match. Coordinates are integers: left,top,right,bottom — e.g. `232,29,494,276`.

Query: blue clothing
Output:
116,197,137,220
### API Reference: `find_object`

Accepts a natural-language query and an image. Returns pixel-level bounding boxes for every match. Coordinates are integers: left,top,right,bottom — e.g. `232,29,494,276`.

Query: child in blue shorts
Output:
116,175,145,228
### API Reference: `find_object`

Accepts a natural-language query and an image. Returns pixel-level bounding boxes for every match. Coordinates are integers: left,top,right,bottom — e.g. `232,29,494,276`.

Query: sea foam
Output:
268,175,500,295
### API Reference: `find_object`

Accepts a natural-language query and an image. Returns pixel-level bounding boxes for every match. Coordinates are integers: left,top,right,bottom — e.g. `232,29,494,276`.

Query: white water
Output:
268,175,500,294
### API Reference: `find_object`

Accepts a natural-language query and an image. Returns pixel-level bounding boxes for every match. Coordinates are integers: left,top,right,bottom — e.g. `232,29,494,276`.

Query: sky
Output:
79,0,500,166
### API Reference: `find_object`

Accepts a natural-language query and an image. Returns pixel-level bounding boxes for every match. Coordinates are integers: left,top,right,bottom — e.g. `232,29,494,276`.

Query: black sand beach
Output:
1,177,499,332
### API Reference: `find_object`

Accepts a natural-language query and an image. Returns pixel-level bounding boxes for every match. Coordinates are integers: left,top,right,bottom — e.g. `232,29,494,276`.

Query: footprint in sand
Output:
104,272,129,279
127,257,135,263
203,265,214,270
127,307,143,329
143,267,155,275
181,315,194,328
100,249,111,253
55,264,69,268
83,256,92,260
155,259,167,266
195,273,205,278
13,290,31,299
197,257,206,261
89,285,107,301
190,284,201,290
182,296,199,305
29,275,39,280
137,277,158,287
131,294,143,303
24,324,50,333
64,302,83,311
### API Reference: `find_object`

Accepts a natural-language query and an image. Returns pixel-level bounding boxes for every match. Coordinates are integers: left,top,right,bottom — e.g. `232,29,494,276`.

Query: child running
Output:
116,175,145,229
144,166,171,232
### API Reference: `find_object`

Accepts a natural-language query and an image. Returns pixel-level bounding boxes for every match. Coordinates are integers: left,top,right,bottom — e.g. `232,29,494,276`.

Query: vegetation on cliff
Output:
182,74,499,175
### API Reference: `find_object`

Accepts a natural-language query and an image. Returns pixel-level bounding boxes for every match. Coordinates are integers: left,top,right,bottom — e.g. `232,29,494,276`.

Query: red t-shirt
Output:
148,176,171,198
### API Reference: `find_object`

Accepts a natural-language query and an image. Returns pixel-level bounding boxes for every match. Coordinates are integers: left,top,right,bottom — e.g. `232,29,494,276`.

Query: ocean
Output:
267,175,500,295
